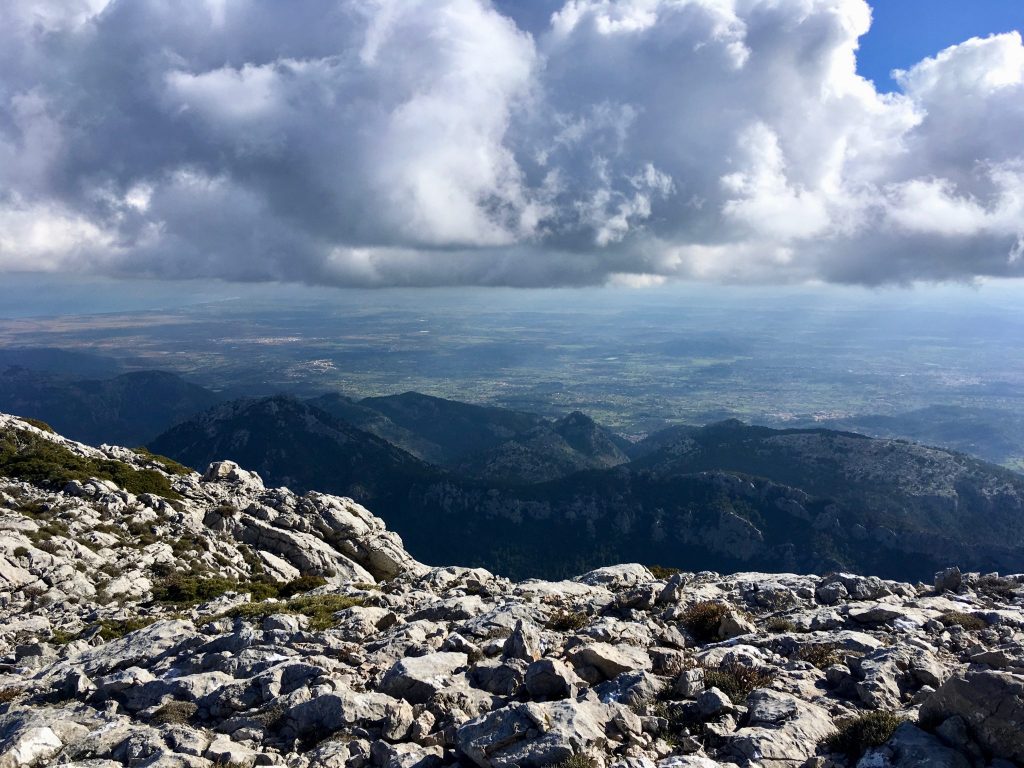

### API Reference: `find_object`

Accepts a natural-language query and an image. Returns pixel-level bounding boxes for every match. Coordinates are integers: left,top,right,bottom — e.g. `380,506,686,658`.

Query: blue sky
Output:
858,0,1023,89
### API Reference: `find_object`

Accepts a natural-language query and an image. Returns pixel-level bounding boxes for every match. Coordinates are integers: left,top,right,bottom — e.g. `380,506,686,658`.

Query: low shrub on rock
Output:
223,593,364,630
150,700,199,726
793,643,841,669
550,754,599,768
823,711,904,759
701,662,777,704
17,417,54,433
132,447,193,476
766,616,796,633
647,564,681,579
939,611,987,631
681,601,730,643
277,575,328,598
0,427,181,499
545,608,589,632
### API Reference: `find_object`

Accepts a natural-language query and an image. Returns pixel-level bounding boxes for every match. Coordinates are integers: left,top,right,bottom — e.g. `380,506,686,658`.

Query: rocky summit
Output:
0,414,1022,768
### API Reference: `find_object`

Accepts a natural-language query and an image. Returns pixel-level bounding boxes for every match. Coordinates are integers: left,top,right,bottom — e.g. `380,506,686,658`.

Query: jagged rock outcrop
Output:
0,413,1022,768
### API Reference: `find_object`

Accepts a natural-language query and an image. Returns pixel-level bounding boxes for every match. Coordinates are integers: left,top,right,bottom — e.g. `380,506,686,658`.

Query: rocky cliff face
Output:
0,413,1022,768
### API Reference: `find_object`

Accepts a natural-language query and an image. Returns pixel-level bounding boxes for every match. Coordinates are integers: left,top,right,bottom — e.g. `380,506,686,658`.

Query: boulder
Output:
503,620,542,662
920,670,1024,763
204,736,257,767
860,722,970,768
723,689,836,768
933,567,962,594
718,612,756,640
378,652,468,704
576,565,655,590
285,689,413,740
0,725,63,767
696,687,732,718
457,700,613,768
570,643,651,680
524,659,583,701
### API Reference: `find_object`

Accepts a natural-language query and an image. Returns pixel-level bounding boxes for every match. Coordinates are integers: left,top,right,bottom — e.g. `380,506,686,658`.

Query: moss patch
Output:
222,593,365,630
154,574,332,606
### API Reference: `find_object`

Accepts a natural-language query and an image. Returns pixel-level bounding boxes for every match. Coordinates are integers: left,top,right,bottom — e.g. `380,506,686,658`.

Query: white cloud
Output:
0,0,1021,287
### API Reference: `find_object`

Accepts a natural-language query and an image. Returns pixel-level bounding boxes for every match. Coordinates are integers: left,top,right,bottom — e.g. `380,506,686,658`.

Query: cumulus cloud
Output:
0,0,1022,287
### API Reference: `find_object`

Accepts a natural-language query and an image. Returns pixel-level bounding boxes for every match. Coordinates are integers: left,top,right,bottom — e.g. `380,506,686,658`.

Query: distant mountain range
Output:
5,356,1024,581
149,396,1024,581
0,366,222,446
793,406,1024,469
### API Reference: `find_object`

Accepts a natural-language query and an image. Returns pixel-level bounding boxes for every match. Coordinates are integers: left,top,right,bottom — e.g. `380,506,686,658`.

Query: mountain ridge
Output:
0,411,1021,768
144,397,1024,581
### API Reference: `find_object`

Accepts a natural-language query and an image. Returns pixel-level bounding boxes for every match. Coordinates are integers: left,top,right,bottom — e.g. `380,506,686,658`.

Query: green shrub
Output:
12,546,29,558
222,593,364,630
49,628,78,645
545,608,589,632
35,539,60,554
681,601,730,644
702,662,777,704
14,500,50,518
648,699,690,745
90,617,158,641
274,594,364,630
0,427,181,500
18,417,54,433
648,564,681,580
248,581,281,601
153,576,241,605
549,754,599,768
939,611,987,631
277,575,328,599
149,700,198,725
823,711,904,758
171,534,211,556
30,520,69,541
126,521,158,546
133,447,192,476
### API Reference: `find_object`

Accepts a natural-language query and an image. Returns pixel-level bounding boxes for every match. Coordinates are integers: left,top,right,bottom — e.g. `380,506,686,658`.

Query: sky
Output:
857,0,1023,90
0,0,1022,290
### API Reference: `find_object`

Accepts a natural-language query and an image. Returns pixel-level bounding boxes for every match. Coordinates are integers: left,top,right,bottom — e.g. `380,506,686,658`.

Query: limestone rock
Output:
920,670,1024,763
457,700,613,768
524,659,583,701
378,653,468,704
570,643,651,680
